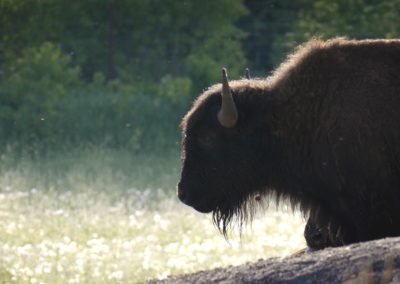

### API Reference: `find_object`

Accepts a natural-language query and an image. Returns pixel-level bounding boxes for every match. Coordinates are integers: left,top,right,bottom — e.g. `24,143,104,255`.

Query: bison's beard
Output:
212,190,262,237
210,187,309,238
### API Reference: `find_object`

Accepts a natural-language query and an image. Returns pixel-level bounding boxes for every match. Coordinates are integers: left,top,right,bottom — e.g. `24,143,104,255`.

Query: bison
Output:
177,38,400,250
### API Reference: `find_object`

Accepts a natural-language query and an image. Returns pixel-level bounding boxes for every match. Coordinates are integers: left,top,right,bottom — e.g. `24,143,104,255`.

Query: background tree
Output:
1,0,400,150
240,0,311,75
272,0,400,65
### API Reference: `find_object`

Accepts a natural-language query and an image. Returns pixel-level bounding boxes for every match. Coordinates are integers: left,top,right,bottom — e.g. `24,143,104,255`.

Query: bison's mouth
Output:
177,181,218,213
180,194,217,213
180,194,217,214
191,200,216,213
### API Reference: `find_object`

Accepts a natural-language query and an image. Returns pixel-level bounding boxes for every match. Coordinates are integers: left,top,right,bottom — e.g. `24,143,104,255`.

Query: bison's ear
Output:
218,68,238,128
245,68,250,79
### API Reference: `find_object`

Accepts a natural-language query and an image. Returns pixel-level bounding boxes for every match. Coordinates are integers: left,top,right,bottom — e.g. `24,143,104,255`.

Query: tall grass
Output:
0,146,305,283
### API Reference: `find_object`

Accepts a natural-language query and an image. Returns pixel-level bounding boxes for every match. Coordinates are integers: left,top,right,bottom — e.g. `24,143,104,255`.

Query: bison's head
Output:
177,69,279,234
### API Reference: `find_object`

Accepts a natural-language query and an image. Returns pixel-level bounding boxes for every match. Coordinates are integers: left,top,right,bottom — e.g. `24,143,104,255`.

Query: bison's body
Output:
178,38,400,249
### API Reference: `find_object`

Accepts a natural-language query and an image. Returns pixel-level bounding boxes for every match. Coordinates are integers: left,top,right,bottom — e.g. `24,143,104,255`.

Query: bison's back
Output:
314,39,400,185
276,38,400,242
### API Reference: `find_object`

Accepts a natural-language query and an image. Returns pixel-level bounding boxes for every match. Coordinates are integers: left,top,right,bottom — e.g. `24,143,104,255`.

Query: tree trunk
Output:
106,0,116,81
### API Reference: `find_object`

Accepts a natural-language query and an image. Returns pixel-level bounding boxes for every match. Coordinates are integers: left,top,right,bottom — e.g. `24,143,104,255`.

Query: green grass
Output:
0,147,305,283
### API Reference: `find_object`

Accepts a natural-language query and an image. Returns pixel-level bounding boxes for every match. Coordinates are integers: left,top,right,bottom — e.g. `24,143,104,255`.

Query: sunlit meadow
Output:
0,147,305,283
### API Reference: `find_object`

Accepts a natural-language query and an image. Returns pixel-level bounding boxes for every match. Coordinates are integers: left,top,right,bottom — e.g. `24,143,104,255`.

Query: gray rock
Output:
153,237,400,284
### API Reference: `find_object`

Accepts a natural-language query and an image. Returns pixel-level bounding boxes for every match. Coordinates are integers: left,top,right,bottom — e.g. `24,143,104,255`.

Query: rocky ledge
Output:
154,237,400,284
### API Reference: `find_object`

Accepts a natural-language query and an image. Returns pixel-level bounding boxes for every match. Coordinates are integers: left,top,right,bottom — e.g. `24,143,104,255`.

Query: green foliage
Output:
158,75,192,104
185,30,247,89
0,0,247,91
51,90,182,151
0,0,249,150
292,0,400,38
0,41,184,151
272,0,400,65
0,42,80,141
240,0,312,74
1,0,400,151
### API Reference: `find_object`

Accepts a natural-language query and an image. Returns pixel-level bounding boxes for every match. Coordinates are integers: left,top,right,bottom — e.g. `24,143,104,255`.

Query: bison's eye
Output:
198,132,217,149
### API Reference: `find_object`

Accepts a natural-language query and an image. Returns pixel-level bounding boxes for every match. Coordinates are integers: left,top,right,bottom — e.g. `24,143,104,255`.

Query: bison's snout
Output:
177,181,188,204
177,180,196,207
177,179,215,213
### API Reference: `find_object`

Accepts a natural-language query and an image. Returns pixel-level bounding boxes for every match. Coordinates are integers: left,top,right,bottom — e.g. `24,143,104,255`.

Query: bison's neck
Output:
231,80,319,188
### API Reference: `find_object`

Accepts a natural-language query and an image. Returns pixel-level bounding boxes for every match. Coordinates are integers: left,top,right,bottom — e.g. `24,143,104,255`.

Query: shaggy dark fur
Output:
177,38,400,249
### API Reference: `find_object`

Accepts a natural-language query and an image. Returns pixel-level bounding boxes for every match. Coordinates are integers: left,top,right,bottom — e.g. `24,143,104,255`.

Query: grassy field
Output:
0,147,305,283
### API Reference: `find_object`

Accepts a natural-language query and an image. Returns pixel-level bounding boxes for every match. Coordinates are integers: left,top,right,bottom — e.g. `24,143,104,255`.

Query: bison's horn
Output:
245,68,250,79
218,68,238,128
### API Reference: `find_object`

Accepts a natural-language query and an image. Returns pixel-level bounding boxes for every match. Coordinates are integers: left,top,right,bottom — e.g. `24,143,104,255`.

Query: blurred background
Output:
0,0,399,283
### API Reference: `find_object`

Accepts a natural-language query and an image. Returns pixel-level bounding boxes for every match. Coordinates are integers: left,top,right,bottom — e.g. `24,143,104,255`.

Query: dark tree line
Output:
0,0,399,150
